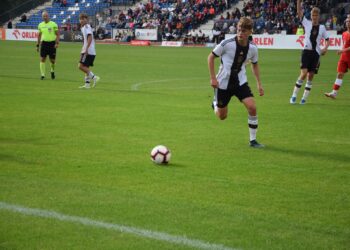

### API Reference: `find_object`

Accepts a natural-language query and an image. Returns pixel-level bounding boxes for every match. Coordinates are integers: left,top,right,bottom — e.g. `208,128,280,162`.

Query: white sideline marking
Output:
131,77,206,91
0,201,237,250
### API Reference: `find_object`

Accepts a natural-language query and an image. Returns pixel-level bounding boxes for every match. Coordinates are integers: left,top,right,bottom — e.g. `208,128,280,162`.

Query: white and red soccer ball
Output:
150,145,171,165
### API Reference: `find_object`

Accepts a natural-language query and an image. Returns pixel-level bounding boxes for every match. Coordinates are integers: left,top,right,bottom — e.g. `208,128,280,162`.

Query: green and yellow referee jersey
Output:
38,21,58,42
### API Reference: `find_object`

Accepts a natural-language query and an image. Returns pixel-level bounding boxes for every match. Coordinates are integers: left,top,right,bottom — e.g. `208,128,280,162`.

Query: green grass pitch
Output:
0,40,349,249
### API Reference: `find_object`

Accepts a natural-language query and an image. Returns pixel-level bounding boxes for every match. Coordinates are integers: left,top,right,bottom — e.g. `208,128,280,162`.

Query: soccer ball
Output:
150,145,171,165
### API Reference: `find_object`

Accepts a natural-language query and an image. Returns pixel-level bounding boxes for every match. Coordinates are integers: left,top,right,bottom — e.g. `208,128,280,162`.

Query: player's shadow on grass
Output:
152,163,187,168
0,74,81,83
264,145,350,164
0,153,36,165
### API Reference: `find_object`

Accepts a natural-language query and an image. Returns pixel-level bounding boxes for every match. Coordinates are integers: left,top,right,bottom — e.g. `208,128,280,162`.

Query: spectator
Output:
296,24,304,35
209,6,215,17
61,0,67,7
7,19,13,29
228,23,236,34
20,14,27,22
212,23,221,44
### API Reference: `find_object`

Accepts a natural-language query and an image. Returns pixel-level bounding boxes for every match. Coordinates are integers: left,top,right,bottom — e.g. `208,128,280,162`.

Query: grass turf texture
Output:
0,40,349,250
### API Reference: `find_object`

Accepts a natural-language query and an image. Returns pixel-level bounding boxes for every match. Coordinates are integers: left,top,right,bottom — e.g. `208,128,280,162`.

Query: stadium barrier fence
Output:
1,28,343,51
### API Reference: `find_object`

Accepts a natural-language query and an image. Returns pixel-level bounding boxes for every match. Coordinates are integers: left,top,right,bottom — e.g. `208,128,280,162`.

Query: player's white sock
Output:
212,101,218,114
302,81,312,101
292,79,303,98
88,71,95,79
332,78,343,95
248,115,258,141
84,76,90,83
81,75,90,88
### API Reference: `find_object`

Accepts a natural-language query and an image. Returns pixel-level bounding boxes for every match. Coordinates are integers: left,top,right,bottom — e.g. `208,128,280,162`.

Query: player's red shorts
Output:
337,60,350,73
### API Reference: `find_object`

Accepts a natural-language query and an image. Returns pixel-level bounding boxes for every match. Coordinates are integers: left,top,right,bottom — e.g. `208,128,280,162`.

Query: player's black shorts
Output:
40,41,56,59
79,53,95,67
300,50,320,73
214,81,254,108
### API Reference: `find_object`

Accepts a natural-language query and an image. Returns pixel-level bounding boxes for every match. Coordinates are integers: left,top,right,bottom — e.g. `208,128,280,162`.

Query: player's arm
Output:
55,25,60,48
251,62,264,96
208,52,218,88
338,46,350,55
37,31,42,52
297,0,303,20
84,34,93,54
321,38,330,55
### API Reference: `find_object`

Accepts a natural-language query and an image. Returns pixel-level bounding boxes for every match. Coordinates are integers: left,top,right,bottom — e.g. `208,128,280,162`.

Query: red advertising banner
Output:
130,40,151,46
0,28,5,40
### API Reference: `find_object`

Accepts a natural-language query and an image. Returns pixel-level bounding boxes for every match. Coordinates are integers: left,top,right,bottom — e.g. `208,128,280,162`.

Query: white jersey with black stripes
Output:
212,37,258,89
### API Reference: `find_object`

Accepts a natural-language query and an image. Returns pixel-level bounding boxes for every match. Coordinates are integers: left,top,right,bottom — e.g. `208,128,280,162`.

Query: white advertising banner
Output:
6,29,39,41
225,34,342,50
135,29,157,41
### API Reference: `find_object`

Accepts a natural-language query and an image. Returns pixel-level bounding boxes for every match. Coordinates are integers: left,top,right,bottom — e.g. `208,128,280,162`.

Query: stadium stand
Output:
15,0,110,29
212,0,350,36
104,0,233,32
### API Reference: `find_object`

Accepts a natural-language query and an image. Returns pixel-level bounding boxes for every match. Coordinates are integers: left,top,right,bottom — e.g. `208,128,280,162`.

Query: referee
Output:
37,11,59,80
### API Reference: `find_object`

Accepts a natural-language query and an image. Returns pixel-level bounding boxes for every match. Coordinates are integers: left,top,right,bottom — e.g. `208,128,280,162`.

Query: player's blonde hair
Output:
311,7,320,15
238,17,253,31
79,13,88,20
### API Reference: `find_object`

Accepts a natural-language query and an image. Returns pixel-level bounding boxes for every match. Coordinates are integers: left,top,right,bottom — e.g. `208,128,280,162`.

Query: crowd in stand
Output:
28,0,348,42
214,0,349,36
96,0,232,41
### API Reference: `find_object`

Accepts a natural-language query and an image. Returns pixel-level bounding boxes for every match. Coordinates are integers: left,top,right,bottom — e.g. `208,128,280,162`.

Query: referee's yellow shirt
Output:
38,21,58,42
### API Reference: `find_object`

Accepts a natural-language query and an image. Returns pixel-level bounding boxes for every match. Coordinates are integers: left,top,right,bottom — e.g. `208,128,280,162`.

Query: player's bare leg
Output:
78,63,99,88
290,69,307,104
242,97,264,148
78,63,91,88
325,72,344,99
300,71,315,104
49,58,55,79
215,106,228,120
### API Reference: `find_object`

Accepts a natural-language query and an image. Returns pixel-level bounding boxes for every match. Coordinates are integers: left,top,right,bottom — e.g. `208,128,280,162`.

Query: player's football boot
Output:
324,92,336,99
300,99,306,104
41,76,45,80
79,83,90,89
289,96,296,104
51,72,55,79
249,140,265,148
92,76,100,87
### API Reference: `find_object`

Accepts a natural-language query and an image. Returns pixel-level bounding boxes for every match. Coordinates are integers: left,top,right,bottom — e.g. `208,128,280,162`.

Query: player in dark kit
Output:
208,17,265,148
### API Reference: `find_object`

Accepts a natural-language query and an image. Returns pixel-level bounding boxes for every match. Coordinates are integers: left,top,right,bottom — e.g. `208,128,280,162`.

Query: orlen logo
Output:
296,35,305,47
12,29,20,39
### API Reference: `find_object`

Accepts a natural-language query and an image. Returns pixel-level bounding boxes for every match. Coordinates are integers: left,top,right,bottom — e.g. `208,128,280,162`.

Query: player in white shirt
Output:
208,17,265,148
78,13,100,89
290,0,330,104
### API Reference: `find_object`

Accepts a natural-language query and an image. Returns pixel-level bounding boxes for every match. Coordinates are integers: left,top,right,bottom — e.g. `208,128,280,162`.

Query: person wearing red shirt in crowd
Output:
325,18,350,99
209,6,215,16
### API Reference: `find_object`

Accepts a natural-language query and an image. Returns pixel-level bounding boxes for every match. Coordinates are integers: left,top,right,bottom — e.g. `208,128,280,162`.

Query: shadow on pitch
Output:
152,163,187,169
264,145,350,164
0,74,81,83
0,153,36,165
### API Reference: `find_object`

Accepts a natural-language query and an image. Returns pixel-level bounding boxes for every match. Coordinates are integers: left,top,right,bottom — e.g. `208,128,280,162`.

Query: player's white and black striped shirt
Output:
212,37,258,90
81,24,96,55
301,16,329,55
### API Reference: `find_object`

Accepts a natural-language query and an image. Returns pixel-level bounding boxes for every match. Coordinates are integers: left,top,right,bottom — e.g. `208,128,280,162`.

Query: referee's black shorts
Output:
40,41,56,59
300,50,320,73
